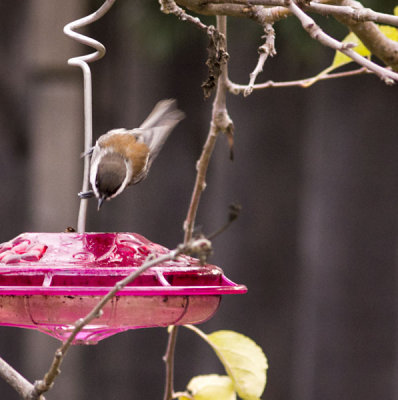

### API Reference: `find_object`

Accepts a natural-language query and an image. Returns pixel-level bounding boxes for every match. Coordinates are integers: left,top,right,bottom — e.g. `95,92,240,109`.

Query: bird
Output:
78,99,185,210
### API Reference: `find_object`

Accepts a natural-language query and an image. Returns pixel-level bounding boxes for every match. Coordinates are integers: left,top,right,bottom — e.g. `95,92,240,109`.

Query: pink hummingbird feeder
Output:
0,232,246,345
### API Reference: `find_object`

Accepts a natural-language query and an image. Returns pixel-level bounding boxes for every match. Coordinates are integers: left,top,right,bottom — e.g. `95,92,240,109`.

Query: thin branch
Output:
331,0,398,70
207,203,241,240
227,67,369,93
205,0,286,5
177,0,398,77
160,237,212,400
160,0,229,98
177,0,398,28
158,5,231,399
288,0,398,84
183,324,230,369
31,248,184,399
308,2,398,27
208,0,398,26
177,0,289,18
163,326,179,400
244,23,276,96
0,357,41,400
161,0,210,31
183,126,218,243
183,15,233,244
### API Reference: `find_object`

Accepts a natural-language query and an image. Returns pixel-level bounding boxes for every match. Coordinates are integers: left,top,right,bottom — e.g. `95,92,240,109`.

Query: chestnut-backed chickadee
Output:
79,99,184,210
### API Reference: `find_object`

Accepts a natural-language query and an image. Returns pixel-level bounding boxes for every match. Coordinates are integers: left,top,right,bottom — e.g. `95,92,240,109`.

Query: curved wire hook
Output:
64,0,116,233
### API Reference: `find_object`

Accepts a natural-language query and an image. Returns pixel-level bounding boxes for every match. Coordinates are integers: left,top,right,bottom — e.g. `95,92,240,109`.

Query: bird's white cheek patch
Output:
112,159,132,198
90,159,101,199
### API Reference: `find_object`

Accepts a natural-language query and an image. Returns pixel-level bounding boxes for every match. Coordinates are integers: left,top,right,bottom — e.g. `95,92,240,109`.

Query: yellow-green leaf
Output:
302,9,398,89
179,375,237,400
379,25,398,42
331,32,370,69
330,23,398,70
302,32,369,87
207,330,268,400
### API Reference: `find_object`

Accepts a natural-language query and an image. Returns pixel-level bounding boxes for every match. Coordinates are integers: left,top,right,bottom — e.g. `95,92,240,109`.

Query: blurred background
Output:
0,0,397,399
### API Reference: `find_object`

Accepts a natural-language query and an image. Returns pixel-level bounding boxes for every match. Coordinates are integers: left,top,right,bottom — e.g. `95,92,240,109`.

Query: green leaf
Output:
180,375,237,400
206,330,268,400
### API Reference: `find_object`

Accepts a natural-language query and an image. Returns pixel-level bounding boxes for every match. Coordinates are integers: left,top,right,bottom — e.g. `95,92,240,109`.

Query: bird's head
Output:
92,152,131,210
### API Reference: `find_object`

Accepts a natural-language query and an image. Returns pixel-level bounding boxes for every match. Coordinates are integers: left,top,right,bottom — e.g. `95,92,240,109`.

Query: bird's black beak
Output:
97,196,106,211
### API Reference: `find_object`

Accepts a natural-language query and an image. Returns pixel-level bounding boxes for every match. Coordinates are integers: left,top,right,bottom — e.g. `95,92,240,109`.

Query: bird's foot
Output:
78,190,95,199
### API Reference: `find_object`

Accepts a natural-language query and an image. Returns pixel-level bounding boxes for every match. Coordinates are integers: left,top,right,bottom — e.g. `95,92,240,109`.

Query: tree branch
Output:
183,16,233,244
177,0,290,18
159,0,229,98
227,67,369,93
288,0,398,84
308,2,398,27
177,0,398,28
0,357,42,400
161,0,210,30
163,326,179,400
244,23,276,96
174,0,398,80
330,0,398,70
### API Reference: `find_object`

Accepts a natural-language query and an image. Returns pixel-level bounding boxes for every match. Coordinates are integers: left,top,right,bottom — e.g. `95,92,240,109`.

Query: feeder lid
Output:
0,232,246,344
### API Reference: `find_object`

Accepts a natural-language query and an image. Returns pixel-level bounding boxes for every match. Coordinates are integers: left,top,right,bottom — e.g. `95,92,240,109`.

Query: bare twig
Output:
288,0,398,84
227,67,369,93
176,0,398,79
183,324,231,368
183,125,220,243
207,203,242,240
183,15,233,244
177,0,398,28
0,357,41,400
160,238,212,400
204,0,398,24
202,26,230,98
331,0,398,70
163,326,179,400
160,0,229,98
308,2,398,27
177,0,289,18
244,23,276,96
158,6,232,399
204,0,286,5
161,0,210,30
158,0,229,97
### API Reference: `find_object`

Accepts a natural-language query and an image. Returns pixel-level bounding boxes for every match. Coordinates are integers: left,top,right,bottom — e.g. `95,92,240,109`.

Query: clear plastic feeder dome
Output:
0,232,246,344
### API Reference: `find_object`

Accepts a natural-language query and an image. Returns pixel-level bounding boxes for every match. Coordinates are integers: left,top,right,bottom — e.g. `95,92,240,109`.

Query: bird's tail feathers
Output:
139,99,185,161
140,99,184,130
